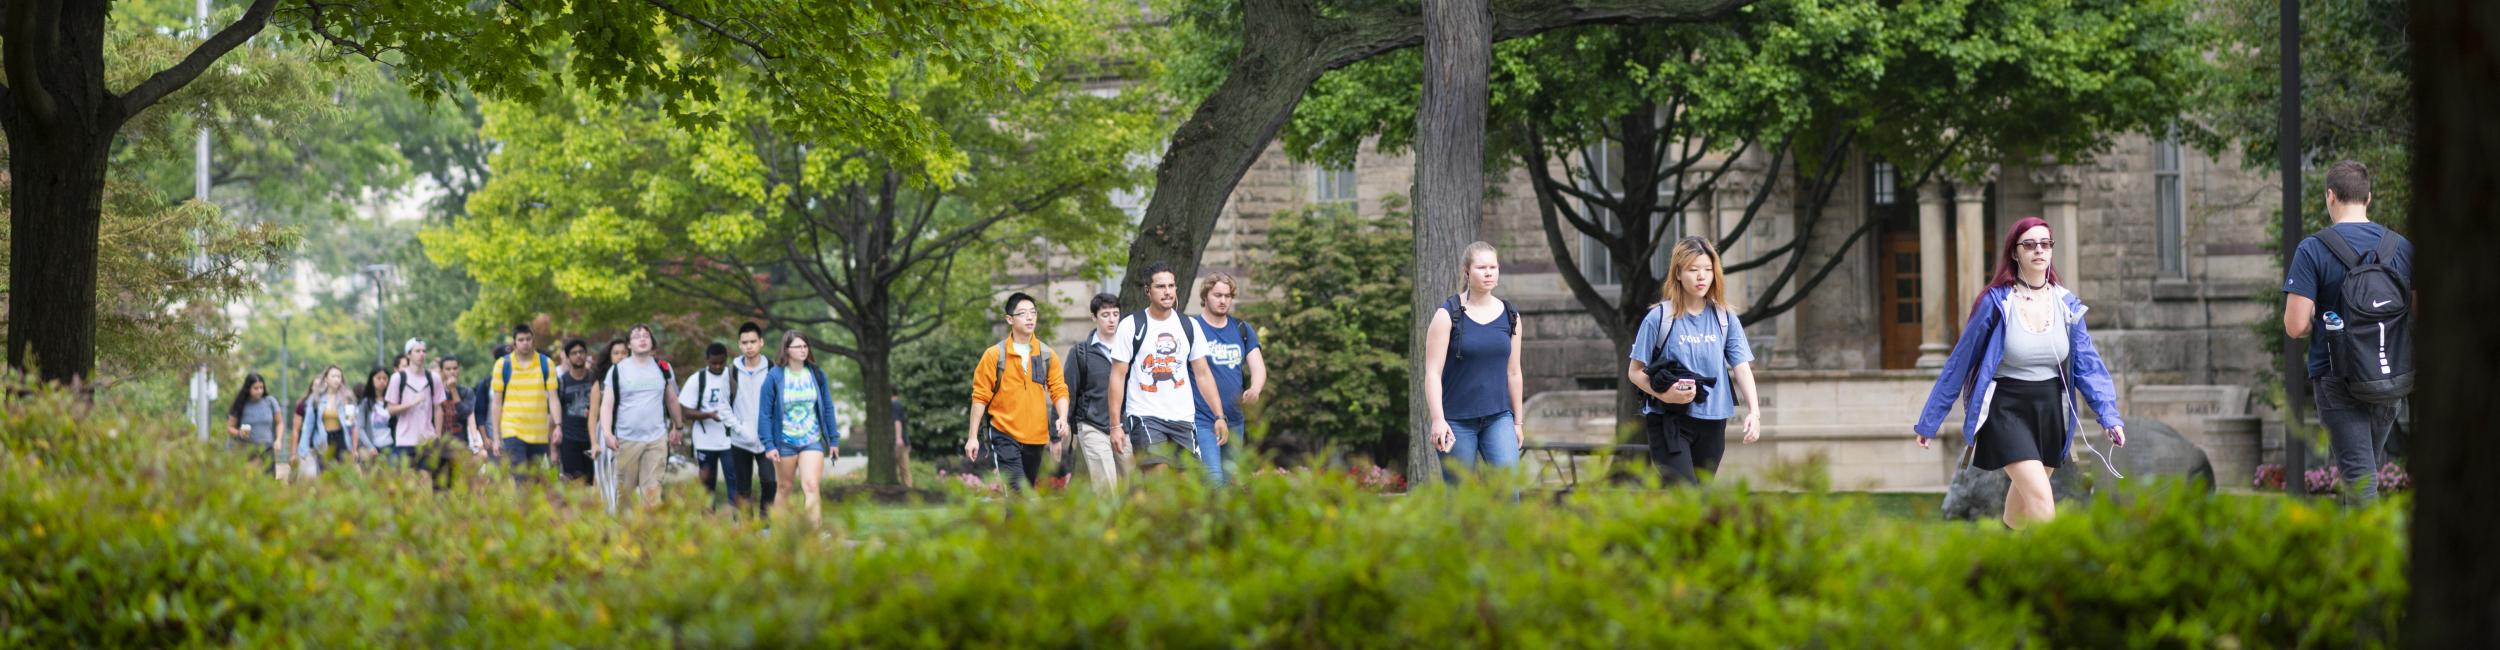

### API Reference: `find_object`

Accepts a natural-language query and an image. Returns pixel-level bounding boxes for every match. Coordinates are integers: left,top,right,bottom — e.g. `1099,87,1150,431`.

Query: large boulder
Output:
2074,417,2214,494
1940,462,2090,522
1940,416,2215,521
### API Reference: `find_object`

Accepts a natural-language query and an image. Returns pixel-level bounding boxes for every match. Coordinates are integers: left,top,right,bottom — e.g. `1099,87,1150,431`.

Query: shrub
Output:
0,383,2407,647
1254,201,1414,466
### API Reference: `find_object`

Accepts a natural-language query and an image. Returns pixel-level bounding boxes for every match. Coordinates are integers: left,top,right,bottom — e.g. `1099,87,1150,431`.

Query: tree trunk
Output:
856,339,905,487
1115,0,1750,313
3,0,116,386
1406,0,1491,485
2408,0,2500,644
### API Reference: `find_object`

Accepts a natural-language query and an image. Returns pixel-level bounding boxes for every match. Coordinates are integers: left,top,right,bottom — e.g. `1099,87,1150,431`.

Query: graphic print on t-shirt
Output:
1138,333,1188,394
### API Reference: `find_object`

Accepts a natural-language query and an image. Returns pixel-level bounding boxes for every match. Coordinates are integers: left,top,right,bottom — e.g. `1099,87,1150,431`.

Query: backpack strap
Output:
1125,313,1148,364
2313,227,2367,271
2371,230,2405,269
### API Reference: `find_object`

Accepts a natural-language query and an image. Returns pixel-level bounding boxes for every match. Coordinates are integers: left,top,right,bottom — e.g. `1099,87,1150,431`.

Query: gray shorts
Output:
1125,416,1198,469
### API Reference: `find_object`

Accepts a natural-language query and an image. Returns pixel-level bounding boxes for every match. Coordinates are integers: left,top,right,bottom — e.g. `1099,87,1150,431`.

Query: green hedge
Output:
3,387,2405,647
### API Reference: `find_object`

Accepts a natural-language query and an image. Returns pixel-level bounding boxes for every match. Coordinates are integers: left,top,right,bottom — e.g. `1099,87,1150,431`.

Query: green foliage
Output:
429,3,1157,347
1256,203,1415,463
0,383,2408,647
2189,0,2411,231
1284,0,2208,176
890,330,996,460
259,0,1077,180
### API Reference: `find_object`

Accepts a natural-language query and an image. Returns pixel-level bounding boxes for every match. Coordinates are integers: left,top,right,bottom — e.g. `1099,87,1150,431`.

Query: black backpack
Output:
1442,294,1517,363
2312,226,2414,404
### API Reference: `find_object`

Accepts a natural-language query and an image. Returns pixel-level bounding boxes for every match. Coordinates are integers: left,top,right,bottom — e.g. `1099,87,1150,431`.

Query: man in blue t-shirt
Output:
1191,273,1265,486
2282,160,2412,503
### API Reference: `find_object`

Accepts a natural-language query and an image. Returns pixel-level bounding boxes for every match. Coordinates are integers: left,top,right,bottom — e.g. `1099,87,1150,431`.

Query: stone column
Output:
1915,182,1951,368
1951,166,1998,327
1714,170,1762,314
2030,165,2083,289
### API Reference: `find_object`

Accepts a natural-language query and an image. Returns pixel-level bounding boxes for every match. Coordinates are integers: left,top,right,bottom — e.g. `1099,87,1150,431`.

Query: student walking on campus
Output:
1062,293,1128,493
1107,261,1229,476
1424,243,1526,481
725,323,778,518
599,325,687,510
1914,218,2126,528
680,343,736,508
553,339,598,483
384,339,458,488
758,330,841,528
293,365,359,477
2282,160,2413,504
226,373,287,475
586,338,629,491
1191,274,1266,486
493,324,564,470
354,367,391,461
435,355,472,465
469,344,509,460
1630,237,1765,487
966,292,1073,492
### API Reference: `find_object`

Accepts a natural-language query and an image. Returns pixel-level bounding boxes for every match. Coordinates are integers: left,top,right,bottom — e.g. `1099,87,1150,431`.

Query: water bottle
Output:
2323,311,2345,332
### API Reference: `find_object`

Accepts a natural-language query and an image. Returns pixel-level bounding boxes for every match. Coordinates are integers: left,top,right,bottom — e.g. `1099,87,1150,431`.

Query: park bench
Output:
1523,440,1647,488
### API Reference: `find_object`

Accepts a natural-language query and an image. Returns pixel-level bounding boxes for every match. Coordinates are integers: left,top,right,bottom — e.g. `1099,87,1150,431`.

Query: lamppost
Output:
2276,0,2308,493
363,264,391,370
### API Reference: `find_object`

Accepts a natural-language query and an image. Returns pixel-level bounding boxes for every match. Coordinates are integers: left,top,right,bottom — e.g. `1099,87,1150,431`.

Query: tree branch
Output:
1714,134,1791,250
3,0,59,123
641,0,780,59
1523,130,1627,341
112,0,281,123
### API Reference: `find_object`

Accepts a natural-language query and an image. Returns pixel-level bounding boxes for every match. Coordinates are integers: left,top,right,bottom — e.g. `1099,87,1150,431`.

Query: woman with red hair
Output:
1913,217,2126,528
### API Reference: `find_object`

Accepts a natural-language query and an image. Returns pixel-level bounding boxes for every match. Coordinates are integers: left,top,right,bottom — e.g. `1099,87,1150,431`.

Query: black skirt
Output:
1972,377,2067,471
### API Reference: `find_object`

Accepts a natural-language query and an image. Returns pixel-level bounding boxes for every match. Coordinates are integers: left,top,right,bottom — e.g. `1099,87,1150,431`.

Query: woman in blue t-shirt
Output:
1424,242,1526,481
1626,237,1761,486
758,330,840,529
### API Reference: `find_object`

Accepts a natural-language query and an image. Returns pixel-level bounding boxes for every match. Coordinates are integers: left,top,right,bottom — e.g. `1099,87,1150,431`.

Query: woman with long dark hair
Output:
1625,236,1762,486
759,330,840,529
1914,217,2126,529
226,373,287,474
354,367,393,462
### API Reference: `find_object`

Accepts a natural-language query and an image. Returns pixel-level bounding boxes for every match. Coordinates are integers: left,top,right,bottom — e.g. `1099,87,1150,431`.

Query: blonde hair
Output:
1660,236,1729,317
1199,272,1240,302
1459,242,1499,293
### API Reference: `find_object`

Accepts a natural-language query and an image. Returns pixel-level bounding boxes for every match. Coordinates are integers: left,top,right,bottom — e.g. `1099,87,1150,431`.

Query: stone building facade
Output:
1020,130,2286,490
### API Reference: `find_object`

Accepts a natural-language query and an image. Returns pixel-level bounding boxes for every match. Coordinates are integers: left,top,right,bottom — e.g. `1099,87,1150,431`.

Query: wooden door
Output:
1877,231,1923,369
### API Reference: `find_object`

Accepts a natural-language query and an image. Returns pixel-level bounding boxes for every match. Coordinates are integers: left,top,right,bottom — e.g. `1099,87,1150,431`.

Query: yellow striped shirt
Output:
494,353,557,444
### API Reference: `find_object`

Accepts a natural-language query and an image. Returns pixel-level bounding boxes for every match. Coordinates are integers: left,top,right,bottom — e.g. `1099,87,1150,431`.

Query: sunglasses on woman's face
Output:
2017,239,2055,252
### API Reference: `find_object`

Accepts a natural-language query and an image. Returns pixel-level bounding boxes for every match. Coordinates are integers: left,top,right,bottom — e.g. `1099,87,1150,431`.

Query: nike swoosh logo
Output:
2372,300,2392,308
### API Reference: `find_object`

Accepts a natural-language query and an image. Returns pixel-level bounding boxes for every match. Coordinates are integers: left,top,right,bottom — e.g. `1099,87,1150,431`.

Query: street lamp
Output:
363,264,391,370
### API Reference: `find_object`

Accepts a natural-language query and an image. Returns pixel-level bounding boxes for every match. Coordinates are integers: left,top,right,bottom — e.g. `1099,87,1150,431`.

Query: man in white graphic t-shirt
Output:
1107,261,1228,475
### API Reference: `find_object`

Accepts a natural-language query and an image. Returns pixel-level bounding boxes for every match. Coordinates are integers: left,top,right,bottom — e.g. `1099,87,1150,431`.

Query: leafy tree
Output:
1283,0,2206,423
1255,203,1415,468
3,0,1065,386
1113,0,1757,314
2190,0,2410,232
429,8,1158,485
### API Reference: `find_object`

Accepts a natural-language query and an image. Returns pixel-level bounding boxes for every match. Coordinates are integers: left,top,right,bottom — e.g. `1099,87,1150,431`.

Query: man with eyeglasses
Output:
1060,292,1128,493
966,292,1072,491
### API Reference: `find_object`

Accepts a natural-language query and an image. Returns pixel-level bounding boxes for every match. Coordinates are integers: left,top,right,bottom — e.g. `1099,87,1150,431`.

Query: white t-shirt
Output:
678,367,734,451
727,355,771,452
1109,309,1211,423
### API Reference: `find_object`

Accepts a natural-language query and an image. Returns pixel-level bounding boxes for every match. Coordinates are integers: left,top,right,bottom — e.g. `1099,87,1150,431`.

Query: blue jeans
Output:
2314,377,2397,503
1193,419,1238,486
1440,411,1521,483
